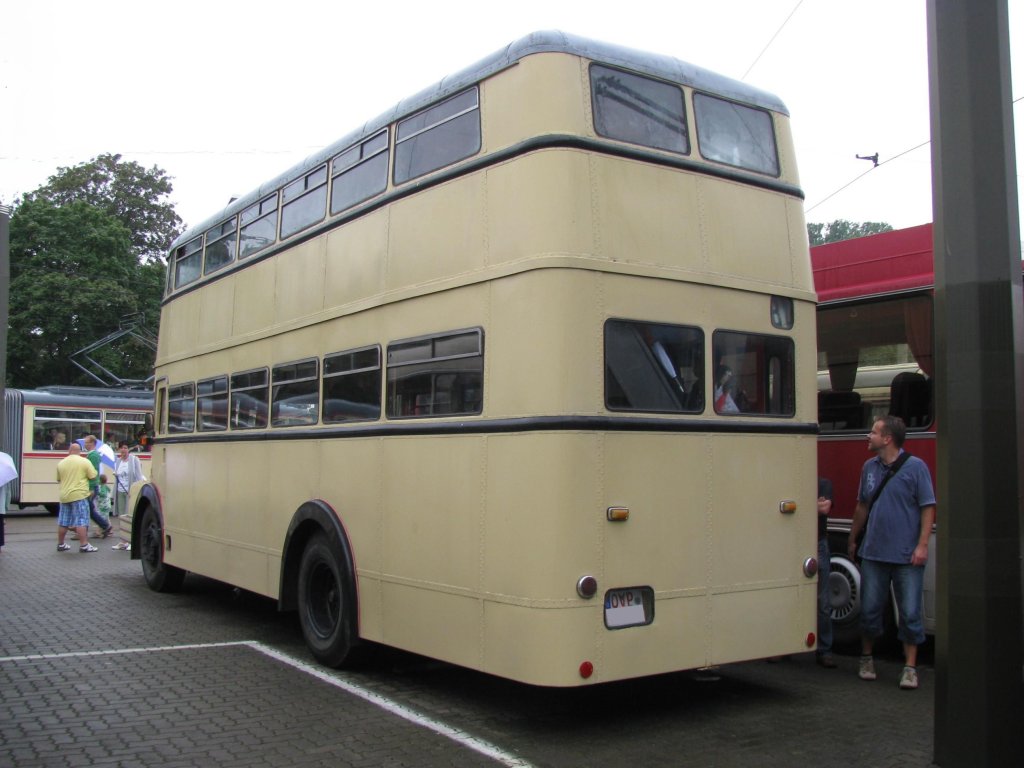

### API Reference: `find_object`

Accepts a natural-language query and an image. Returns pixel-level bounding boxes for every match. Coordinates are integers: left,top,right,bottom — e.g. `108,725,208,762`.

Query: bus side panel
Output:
487,269,602,417
388,174,487,290
316,437,385,639
324,211,388,312
197,277,236,349
486,152,596,265
377,435,487,661
275,235,327,325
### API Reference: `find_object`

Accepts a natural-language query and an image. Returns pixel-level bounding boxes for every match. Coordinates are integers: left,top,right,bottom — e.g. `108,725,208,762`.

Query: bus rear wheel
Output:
139,506,185,593
297,532,357,668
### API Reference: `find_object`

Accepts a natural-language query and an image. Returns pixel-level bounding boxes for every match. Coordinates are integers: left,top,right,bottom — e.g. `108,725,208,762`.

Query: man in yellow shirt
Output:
56,444,98,553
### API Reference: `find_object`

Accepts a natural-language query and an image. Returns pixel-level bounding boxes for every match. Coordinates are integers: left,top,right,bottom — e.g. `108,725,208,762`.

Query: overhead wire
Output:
806,93,1024,215
742,0,805,81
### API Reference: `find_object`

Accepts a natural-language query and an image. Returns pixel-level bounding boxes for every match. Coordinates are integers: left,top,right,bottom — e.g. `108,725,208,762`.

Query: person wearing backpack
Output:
847,415,936,690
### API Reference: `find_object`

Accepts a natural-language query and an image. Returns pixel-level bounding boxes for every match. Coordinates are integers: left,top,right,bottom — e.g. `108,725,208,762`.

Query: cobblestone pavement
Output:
0,511,936,767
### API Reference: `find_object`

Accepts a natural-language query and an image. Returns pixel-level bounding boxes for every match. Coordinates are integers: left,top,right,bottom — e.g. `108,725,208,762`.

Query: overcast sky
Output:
2,0,1022,238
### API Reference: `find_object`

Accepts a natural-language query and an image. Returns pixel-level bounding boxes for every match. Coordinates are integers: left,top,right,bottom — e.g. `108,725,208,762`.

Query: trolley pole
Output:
928,0,1024,764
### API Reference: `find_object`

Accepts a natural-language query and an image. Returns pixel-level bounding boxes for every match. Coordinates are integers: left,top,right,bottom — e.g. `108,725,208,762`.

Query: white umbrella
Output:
0,451,18,488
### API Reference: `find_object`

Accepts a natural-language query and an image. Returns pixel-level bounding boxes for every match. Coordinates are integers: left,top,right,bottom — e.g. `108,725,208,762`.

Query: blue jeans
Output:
817,537,833,654
859,558,926,646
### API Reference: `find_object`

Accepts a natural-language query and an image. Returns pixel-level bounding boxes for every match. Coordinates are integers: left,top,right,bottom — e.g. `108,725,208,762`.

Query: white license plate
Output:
604,587,652,628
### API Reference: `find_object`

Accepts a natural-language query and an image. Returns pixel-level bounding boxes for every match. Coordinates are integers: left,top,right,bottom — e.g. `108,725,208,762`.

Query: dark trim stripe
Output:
153,415,819,446
164,134,805,306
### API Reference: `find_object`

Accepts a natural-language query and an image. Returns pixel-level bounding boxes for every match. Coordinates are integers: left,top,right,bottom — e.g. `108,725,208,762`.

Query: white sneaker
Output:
79,544,98,553
899,665,919,690
858,655,877,681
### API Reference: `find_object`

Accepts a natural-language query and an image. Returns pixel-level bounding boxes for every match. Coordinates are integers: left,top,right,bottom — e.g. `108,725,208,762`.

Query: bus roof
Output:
172,30,789,250
812,223,934,303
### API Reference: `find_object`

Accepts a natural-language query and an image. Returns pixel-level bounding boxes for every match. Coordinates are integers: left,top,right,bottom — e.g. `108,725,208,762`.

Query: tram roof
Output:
9,386,153,409
173,30,789,250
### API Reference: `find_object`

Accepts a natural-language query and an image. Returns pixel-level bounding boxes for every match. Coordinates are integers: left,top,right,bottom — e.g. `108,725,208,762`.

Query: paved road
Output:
1,510,936,767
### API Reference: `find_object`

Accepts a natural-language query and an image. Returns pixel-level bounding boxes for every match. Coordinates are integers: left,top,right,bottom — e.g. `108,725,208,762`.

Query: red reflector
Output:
579,661,594,679
806,632,816,648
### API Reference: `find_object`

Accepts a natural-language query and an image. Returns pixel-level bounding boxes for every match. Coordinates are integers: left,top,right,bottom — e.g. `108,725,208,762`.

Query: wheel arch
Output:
279,499,357,616
129,483,163,561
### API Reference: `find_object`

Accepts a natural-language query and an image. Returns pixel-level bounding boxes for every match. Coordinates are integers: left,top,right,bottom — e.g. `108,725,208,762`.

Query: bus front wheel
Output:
139,506,186,593
297,532,358,668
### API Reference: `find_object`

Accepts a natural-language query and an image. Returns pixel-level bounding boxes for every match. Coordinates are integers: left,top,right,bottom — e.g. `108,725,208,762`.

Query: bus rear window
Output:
694,93,779,176
591,65,688,155
712,331,794,416
605,320,703,413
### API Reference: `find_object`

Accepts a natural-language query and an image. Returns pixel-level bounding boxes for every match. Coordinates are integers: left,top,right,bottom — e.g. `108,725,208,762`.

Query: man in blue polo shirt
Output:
847,415,936,690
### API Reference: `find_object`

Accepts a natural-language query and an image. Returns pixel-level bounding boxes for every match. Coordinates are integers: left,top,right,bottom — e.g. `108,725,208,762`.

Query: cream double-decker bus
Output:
135,31,819,686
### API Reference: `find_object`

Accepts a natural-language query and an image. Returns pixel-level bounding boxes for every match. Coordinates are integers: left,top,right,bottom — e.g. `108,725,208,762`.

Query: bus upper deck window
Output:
694,93,779,176
591,64,688,155
394,88,480,185
174,237,203,290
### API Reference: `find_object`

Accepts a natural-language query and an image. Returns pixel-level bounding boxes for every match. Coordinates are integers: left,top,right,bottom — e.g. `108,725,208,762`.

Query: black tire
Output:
297,531,358,668
139,505,186,593
44,503,60,516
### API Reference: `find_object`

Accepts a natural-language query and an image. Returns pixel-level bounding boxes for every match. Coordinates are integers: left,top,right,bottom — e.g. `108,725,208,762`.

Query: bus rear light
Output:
803,557,818,577
579,661,594,679
576,575,598,599
806,632,816,648
779,500,797,514
606,506,630,522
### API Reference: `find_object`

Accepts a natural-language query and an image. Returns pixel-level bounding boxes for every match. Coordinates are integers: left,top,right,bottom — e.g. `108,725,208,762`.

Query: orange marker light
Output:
607,507,630,522
779,500,797,514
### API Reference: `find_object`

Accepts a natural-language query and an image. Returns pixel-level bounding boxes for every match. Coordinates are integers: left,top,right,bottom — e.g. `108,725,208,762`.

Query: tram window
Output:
323,346,381,423
104,411,149,447
605,320,704,413
32,409,102,449
694,93,779,176
591,65,688,155
271,359,319,427
167,384,196,433
386,329,483,418
712,331,794,416
197,376,229,432
394,88,481,184
331,131,389,215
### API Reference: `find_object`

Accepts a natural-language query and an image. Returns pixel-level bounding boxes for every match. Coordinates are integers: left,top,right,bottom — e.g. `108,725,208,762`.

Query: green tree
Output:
807,219,894,246
20,153,182,264
6,199,157,387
